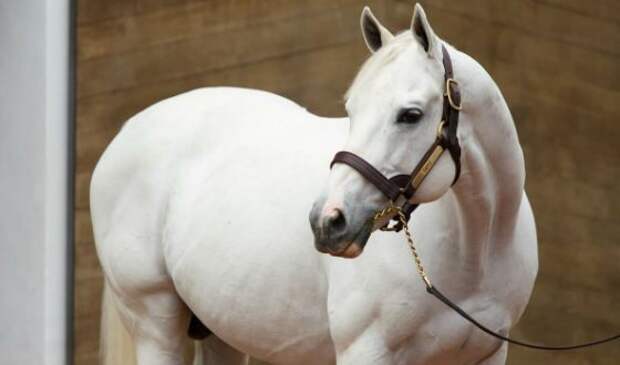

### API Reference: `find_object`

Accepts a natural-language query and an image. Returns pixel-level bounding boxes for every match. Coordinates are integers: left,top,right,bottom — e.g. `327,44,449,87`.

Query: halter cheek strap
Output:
330,44,462,231
441,45,462,185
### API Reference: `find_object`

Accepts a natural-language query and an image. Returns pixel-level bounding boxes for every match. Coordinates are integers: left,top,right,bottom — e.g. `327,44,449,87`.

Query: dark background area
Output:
74,0,620,363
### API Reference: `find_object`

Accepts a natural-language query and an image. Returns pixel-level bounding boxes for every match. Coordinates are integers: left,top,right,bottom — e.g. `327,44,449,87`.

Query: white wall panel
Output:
0,0,71,364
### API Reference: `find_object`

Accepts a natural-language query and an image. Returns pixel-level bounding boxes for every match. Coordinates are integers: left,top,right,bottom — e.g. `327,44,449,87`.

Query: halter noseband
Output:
330,44,462,231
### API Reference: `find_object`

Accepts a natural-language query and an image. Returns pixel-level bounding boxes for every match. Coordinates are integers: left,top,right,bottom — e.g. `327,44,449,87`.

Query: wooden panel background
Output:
75,0,619,364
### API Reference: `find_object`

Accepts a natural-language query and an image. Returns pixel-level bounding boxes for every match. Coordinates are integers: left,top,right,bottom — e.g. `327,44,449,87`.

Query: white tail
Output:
100,280,137,365
192,341,204,365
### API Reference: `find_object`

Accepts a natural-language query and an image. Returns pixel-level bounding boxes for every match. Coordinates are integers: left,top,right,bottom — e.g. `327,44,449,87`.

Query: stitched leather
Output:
331,151,402,201
441,45,462,184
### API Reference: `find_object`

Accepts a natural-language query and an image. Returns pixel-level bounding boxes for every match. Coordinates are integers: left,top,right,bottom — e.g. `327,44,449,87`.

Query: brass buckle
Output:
436,121,445,139
445,78,462,111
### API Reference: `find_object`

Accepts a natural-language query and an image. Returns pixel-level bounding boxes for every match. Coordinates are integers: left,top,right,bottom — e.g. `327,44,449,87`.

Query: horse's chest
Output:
407,307,505,364
327,275,506,365
376,292,507,365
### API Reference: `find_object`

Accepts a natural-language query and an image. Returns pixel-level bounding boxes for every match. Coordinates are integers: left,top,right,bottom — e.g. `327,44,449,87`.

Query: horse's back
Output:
91,87,325,250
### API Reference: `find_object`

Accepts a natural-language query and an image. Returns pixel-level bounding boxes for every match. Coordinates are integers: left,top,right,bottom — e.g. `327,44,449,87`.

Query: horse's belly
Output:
172,236,335,364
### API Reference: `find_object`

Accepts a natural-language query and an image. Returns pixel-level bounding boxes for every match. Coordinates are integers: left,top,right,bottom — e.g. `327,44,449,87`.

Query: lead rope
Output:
374,206,620,350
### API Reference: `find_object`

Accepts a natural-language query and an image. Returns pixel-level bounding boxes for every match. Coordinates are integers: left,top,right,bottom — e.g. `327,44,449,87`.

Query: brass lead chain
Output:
395,210,433,289
374,205,433,289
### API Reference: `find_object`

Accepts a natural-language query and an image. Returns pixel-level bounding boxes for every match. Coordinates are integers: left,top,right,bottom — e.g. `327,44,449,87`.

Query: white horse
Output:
91,4,537,365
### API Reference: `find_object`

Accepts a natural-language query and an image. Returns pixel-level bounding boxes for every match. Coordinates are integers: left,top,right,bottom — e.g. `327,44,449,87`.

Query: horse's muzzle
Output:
309,199,374,258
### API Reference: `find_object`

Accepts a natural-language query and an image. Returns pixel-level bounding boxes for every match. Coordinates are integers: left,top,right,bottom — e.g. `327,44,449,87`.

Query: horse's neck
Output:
446,49,525,275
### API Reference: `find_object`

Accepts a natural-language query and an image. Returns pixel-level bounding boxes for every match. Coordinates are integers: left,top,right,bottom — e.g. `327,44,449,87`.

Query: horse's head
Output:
310,4,460,258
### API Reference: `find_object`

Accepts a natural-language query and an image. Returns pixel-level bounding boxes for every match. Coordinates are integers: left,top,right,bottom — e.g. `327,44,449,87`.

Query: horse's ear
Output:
411,4,439,57
360,7,394,53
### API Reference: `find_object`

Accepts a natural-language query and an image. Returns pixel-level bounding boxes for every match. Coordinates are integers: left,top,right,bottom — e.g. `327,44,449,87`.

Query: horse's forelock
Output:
344,33,419,102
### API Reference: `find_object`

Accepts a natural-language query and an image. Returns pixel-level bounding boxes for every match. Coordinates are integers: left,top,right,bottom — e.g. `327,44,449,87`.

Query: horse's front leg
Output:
328,307,394,364
335,333,395,365
476,343,507,365
327,271,399,364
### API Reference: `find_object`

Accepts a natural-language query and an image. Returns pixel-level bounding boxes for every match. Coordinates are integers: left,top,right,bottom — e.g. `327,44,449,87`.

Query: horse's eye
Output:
397,108,424,124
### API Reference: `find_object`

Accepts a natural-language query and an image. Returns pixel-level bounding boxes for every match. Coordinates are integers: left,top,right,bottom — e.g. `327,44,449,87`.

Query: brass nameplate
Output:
411,145,444,189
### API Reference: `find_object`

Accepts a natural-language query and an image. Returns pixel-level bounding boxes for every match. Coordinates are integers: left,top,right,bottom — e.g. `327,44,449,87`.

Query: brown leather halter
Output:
331,44,462,231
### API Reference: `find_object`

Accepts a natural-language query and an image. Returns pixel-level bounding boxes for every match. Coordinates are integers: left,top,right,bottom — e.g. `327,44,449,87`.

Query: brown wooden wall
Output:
75,1,620,364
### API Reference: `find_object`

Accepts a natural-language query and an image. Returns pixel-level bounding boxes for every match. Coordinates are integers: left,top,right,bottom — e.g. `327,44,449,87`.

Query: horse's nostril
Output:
325,209,347,234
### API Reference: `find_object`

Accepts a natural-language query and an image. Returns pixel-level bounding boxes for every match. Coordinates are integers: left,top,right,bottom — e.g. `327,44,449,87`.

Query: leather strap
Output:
426,284,620,350
441,45,462,184
331,151,403,201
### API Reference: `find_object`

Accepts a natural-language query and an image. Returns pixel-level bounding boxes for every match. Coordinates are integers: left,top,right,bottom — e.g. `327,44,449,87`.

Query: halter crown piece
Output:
331,44,462,231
